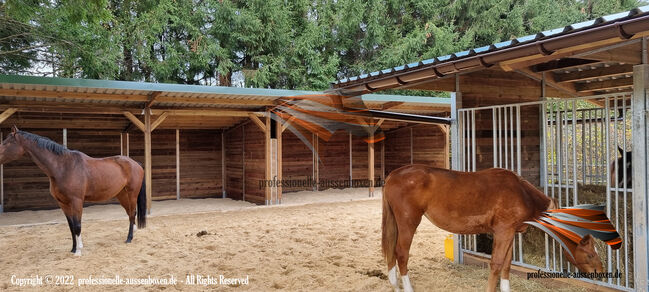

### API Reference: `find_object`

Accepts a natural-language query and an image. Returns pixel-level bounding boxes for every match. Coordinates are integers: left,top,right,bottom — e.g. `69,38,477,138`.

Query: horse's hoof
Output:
125,239,132,243
73,250,82,256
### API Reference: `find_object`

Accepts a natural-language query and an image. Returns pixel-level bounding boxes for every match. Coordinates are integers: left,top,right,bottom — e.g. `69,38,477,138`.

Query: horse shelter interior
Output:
333,7,649,291
0,75,450,213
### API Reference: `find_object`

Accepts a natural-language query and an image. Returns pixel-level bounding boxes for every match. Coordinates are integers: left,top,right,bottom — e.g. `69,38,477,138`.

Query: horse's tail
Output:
137,177,147,228
381,187,397,267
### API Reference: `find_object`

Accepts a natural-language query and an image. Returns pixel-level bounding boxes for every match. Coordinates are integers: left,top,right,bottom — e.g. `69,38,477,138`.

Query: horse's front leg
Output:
487,230,515,292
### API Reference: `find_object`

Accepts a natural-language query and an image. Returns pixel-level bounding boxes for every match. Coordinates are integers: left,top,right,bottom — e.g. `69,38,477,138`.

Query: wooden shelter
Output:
333,6,649,291
0,75,450,211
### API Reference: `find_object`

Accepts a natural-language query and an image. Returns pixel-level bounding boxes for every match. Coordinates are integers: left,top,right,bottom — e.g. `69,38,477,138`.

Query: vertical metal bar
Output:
581,109,586,184
563,101,569,207
504,107,509,170
499,108,503,168
614,96,620,285
450,89,464,264
493,109,498,168
63,128,67,148
572,101,578,205
541,100,550,269
472,110,476,172
623,97,630,287
516,106,522,175
510,106,514,171
605,97,613,283
631,59,649,291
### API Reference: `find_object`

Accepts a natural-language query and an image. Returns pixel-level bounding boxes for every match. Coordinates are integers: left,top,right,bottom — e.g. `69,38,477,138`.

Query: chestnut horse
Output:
0,126,146,255
382,165,602,292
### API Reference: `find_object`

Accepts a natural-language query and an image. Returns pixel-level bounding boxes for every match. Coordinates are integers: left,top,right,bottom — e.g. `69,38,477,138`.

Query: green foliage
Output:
0,0,647,90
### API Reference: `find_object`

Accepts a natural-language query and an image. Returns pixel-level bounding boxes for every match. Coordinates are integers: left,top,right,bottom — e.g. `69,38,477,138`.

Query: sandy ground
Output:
0,188,585,291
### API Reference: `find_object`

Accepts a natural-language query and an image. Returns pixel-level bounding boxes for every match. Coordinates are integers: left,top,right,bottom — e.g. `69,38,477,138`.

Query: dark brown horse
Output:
382,165,602,292
0,126,146,256
610,147,632,188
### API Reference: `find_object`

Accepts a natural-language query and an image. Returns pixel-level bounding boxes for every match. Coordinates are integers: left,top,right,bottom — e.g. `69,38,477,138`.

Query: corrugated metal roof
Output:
0,74,450,109
335,5,649,86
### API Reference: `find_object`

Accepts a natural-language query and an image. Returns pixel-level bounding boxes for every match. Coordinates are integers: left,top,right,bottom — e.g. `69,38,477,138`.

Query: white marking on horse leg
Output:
500,279,510,292
74,248,82,257
133,224,137,232
401,274,413,292
77,235,83,249
388,266,399,291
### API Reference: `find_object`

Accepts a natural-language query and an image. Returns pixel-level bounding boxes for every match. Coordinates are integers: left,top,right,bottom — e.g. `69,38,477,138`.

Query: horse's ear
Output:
580,234,594,246
11,125,18,134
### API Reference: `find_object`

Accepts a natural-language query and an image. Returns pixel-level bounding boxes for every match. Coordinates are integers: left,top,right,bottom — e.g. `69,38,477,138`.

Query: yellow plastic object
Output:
444,234,454,261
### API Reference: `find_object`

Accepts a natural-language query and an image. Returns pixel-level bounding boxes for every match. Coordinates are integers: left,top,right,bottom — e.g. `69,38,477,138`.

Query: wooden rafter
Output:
554,64,633,83
532,58,601,73
145,91,163,107
575,77,634,92
381,101,405,110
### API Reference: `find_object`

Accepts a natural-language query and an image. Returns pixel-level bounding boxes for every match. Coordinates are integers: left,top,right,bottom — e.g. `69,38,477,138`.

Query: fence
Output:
456,93,634,290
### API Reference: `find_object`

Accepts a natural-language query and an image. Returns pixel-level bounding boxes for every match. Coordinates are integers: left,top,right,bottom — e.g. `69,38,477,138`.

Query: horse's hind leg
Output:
395,214,422,292
487,230,515,292
116,191,136,243
498,236,514,292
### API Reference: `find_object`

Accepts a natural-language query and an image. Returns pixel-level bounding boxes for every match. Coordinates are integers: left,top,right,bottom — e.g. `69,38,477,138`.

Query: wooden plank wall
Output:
3,128,223,211
243,123,266,204
2,129,121,210
318,131,352,188
460,70,541,186
282,130,314,192
224,125,244,200
179,130,221,198
384,124,447,177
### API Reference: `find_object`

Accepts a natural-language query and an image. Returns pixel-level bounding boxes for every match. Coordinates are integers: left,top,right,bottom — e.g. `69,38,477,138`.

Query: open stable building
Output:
333,6,649,291
0,75,450,211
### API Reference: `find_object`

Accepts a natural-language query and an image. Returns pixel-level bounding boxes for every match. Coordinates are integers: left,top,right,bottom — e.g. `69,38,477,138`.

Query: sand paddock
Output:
0,188,585,291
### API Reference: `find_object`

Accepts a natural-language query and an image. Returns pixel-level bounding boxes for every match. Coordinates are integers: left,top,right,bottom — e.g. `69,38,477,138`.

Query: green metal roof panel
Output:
335,5,649,86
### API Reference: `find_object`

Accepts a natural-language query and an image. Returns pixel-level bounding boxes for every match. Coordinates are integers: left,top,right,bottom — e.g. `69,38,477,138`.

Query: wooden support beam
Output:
249,113,267,132
575,77,634,92
152,109,260,117
444,125,450,169
144,108,153,213
349,132,353,181
150,111,169,131
275,116,283,204
586,50,642,64
264,114,271,205
368,133,375,197
0,108,17,124
120,132,129,156
381,139,385,182
122,111,146,132
146,91,163,108
242,125,245,201
554,64,634,83
374,118,385,129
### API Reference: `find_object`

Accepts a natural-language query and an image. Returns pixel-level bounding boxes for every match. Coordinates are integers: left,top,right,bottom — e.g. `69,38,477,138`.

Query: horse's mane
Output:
17,130,69,156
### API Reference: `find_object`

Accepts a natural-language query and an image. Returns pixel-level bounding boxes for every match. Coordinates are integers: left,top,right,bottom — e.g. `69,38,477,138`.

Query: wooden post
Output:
221,131,226,198
349,132,353,183
176,129,180,200
381,139,385,181
242,125,245,201
120,132,129,157
276,116,283,204
368,133,375,197
265,114,271,205
313,133,319,191
410,127,414,164
144,107,152,213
